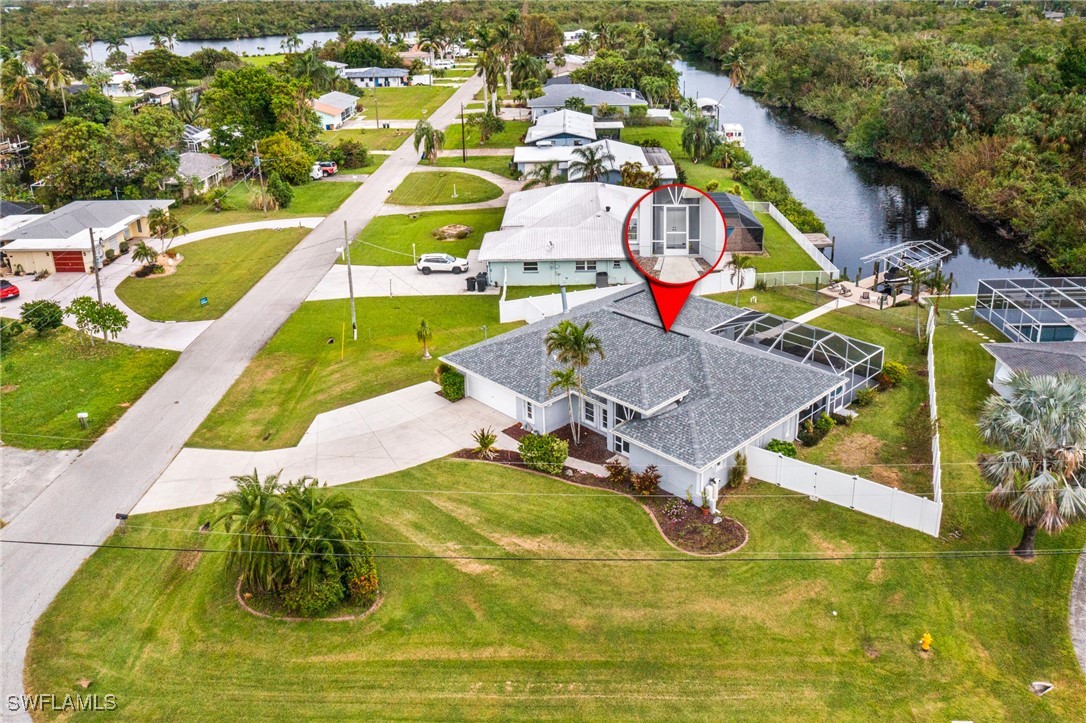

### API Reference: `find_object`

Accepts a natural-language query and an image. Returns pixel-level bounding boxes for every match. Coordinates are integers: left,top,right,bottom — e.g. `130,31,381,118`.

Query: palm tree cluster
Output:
546,320,605,444
568,144,616,183
215,471,379,615
413,119,445,164
977,372,1086,558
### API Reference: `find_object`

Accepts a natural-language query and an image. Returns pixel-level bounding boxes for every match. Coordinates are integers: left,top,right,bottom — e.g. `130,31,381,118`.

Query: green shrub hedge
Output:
439,370,465,401
518,433,568,476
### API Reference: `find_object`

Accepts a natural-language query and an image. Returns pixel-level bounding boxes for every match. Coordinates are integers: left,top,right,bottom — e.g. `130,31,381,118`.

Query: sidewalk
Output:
306,250,498,300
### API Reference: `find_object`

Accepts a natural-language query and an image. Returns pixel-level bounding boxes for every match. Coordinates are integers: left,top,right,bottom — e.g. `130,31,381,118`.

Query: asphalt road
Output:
0,76,483,720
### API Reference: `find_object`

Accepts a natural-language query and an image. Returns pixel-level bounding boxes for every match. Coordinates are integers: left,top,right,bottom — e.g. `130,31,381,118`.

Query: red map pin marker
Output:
624,184,729,332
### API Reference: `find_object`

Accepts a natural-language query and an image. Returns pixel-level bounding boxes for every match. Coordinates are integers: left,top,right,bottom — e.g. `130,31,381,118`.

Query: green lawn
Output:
444,120,530,150
706,287,819,318
178,180,360,233
0,329,178,450
345,208,504,265
357,85,455,120
115,228,308,322
388,171,503,206
750,212,822,274
189,296,521,450
434,155,517,178
503,284,595,300
321,127,412,151
241,53,285,67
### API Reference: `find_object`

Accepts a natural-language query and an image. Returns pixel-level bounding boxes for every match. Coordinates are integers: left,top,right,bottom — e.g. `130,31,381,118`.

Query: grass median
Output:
344,208,504,266
388,171,503,206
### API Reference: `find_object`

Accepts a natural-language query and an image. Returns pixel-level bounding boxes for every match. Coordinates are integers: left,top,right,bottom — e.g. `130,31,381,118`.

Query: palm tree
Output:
412,120,445,164
1,58,40,109
81,26,96,62
279,478,370,596
727,254,757,305
131,242,159,270
544,319,605,443
549,366,581,443
632,22,654,49
39,52,73,115
494,22,519,96
104,33,127,56
568,144,616,182
978,371,1086,559
214,470,290,593
289,49,336,92
172,88,203,124
511,53,545,89
417,319,433,359
681,112,719,163
639,75,669,107
281,32,303,54
148,208,189,253
471,24,499,115
522,161,562,189
723,47,748,87
164,30,177,52
924,267,954,313
149,33,166,50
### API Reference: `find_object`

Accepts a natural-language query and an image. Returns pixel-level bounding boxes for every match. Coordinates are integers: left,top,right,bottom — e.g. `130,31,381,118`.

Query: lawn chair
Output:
840,287,853,298
860,291,871,302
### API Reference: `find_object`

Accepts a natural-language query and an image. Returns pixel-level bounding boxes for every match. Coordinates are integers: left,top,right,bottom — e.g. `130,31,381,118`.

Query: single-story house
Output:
721,123,745,147
524,109,597,147
182,124,212,152
324,60,347,78
102,70,138,97
309,90,361,130
142,86,174,105
0,199,172,274
983,341,1086,399
563,29,590,44
479,183,645,287
708,192,764,254
163,152,232,197
443,286,884,504
0,199,43,217
345,67,409,88
512,139,676,184
527,83,648,121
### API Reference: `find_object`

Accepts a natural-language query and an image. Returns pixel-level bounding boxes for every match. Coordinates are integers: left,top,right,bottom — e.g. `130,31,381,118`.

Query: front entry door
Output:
664,207,688,255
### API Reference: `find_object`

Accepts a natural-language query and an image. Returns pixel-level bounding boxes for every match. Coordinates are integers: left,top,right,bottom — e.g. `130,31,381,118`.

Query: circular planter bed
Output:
235,578,382,623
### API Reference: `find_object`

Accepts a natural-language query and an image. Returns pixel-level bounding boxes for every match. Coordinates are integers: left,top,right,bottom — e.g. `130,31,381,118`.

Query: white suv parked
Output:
416,253,469,275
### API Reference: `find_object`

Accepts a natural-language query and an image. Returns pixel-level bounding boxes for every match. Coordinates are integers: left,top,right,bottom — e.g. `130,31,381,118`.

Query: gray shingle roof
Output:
174,152,230,182
528,84,649,109
2,199,173,241
983,342,1086,379
443,286,844,469
345,67,408,78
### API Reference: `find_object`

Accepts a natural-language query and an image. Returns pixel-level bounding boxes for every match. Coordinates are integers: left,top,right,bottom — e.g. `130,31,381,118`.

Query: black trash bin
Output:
476,273,488,292
466,276,477,292
595,271,609,289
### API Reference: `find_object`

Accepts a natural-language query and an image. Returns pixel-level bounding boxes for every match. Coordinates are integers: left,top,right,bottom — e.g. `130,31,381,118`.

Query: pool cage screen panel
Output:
974,277,1086,343
710,311,885,404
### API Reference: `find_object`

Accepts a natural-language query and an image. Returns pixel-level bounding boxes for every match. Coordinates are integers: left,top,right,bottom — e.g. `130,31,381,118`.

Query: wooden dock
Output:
804,233,834,250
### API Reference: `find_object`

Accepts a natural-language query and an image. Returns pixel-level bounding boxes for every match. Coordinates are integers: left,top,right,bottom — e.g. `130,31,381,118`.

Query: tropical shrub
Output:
766,439,797,458
265,171,293,209
518,433,568,475
472,426,498,459
632,464,661,496
880,360,909,387
439,370,464,401
727,452,748,488
118,240,130,254
346,555,380,605
282,576,345,617
20,299,63,335
854,387,878,406
605,459,633,488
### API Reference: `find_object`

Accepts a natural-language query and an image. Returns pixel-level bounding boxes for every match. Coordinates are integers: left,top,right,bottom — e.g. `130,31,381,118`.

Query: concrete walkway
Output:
0,447,80,525
657,257,703,284
0,73,486,718
437,148,515,157
0,218,325,352
793,297,855,324
307,250,497,301
133,382,512,513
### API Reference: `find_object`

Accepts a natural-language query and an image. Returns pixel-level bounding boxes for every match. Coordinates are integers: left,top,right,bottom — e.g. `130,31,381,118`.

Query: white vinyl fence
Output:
747,201,839,278
927,305,942,502
757,270,836,288
746,446,943,537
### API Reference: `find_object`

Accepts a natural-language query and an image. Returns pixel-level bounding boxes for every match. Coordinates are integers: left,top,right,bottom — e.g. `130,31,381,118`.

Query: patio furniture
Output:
860,291,871,302
840,287,853,297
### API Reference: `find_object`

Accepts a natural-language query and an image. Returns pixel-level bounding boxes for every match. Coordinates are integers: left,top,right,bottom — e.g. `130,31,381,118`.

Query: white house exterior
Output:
102,71,138,97
628,185,727,262
983,342,1086,399
444,287,884,505
527,83,648,121
324,60,347,78
512,139,676,184
345,67,409,88
524,109,597,146
163,152,232,197
309,91,360,130
0,199,172,274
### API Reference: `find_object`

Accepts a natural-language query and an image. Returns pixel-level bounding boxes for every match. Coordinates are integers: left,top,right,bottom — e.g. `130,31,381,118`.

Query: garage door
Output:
465,374,517,418
52,251,86,273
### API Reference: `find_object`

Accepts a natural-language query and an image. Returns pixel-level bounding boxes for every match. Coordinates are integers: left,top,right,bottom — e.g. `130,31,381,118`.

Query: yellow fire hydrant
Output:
920,633,933,652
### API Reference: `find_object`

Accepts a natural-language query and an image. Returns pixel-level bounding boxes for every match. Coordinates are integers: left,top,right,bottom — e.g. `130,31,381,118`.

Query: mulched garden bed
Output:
502,422,614,466
451,449,747,555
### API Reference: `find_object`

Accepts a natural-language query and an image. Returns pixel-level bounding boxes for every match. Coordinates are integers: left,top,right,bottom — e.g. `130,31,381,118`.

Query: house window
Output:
628,217,638,243
583,400,596,425
523,262,539,274
575,261,596,272
614,435,631,455
613,260,622,269
615,404,634,423
136,219,143,233
524,400,535,422
601,406,610,430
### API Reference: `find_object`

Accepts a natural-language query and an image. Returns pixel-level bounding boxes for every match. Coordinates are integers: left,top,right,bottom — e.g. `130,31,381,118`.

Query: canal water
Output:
675,60,1047,290
87,29,416,61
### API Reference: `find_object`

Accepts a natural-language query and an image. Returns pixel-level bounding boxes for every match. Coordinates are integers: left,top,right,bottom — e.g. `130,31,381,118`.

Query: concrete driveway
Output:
306,250,497,300
133,381,513,513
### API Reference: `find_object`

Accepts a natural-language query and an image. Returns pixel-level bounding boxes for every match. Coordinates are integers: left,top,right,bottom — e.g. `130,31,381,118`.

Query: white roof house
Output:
524,109,597,146
102,70,138,97
324,60,347,77
478,183,643,263
0,199,173,252
309,90,361,130
512,139,676,183
527,83,648,120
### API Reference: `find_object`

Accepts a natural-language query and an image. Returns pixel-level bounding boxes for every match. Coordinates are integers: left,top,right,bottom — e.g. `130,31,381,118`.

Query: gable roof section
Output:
0,199,174,249
983,341,1086,379
345,66,408,79
443,287,845,469
528,84,649,110
313,91,360,110
524,109,596,144
171,152,230,183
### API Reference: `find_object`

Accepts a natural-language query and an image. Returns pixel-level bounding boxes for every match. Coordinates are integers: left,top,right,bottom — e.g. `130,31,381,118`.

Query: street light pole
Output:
343,220,357,341
461,103,466,162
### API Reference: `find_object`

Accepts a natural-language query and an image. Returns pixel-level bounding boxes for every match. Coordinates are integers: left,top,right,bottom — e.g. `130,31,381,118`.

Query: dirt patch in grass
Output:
450,450,746,555
502,423,614,466
827,431,903,488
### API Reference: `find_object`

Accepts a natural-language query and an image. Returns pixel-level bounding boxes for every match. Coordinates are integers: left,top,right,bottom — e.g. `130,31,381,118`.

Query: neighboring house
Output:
524,109,597,147
345,67,409,88
102,70,138,97
443,286,884,503
1043,10,1065,21
182,124,212,152
708,192,764,253
324,60,347,78
974,277,1086,343
612,87,646,102
512,139,676,184
563,28,590,44
527,83,648,120
163,152,232,197
309,90,361,130
478,183,645,287
0,199,172,274
0,199,43,217
721,123,746,147
983,342,1086,399
142,86,174,105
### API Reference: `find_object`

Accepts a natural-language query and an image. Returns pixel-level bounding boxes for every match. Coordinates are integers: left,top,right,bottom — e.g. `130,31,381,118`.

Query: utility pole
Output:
461,103,466,162
343,220,357,341
373,86,381,129
88,228,106,341
253,141,267,216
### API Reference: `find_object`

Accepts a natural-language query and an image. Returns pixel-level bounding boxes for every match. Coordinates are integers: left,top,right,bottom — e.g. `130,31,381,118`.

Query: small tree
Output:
727,254,757,305
472,427,498,459
147,208,189,254
66,296,129,343
266,171,294,209
412,120,445,164
468,110,505,144
416,319,433,359
548,366,580,443
562,96,588,113
522,161,561,189
131,241,159,271
618,160,661,189
20,300,63,336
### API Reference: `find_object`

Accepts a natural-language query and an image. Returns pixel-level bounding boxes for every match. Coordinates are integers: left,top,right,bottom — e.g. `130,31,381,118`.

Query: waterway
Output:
676,60,1047,289
87,29,416,61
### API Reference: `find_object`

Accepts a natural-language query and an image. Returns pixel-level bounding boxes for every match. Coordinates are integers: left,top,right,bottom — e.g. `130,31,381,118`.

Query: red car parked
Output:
0,279,19,300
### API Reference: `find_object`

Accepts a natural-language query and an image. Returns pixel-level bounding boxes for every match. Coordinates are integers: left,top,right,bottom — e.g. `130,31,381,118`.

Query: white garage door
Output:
465,374,518,418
